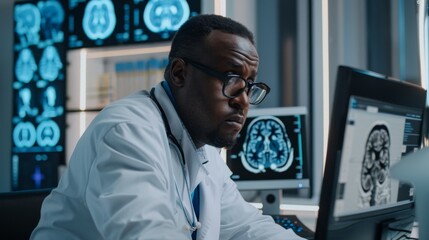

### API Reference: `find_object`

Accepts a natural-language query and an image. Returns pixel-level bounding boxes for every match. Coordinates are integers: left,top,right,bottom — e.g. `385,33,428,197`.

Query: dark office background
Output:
0,0,15,192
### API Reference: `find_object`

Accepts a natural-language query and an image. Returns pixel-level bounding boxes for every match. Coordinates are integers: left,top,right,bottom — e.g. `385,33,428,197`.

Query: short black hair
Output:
164,14,255,80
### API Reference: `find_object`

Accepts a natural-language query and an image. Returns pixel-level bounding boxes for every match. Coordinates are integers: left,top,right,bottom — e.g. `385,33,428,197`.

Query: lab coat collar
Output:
153,83,209,191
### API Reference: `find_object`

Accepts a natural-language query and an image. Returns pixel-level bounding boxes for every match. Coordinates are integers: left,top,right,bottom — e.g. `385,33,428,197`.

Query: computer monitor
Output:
226,107,310,214
315,66,426,240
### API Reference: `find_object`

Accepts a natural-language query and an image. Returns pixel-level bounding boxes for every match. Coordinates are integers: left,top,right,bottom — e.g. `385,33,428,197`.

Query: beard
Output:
207,130,239,149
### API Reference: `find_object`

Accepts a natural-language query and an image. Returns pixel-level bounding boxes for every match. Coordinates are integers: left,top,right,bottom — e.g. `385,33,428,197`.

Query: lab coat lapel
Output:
197,175,221,240
180,131,209,191
154,83,209,191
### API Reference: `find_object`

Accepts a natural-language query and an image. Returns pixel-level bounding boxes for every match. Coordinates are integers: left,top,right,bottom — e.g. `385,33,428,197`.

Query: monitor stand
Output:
261,189,282,215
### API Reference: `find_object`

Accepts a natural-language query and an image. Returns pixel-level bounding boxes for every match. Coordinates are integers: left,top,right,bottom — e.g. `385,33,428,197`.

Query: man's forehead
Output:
202,31,257,56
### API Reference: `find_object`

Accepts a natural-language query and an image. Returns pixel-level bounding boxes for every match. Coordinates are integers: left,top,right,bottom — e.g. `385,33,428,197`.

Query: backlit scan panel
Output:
12,0,66,191
68,0,201,48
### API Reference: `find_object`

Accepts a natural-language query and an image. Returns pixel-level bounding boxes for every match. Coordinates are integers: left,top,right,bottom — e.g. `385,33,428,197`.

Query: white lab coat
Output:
31,83,303,240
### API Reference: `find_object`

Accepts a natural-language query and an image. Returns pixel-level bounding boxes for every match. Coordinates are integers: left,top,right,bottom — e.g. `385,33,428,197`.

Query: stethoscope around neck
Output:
149,88,201,233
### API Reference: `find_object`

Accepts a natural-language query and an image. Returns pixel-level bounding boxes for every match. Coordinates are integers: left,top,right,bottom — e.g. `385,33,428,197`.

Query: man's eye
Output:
226,71,239,75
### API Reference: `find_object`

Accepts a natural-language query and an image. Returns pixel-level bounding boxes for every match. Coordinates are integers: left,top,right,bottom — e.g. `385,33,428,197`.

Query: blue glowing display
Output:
39,0,65,42
12,0,66,191
227,113,309,182
68,0,201,48
39,45,63,81
143,0,190,35
15,48,37,83
82,0,117,41
14,3,41,46
240,116,294,174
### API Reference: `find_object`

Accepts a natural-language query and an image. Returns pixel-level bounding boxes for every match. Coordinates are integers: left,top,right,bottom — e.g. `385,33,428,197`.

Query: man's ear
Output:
169,58,187,87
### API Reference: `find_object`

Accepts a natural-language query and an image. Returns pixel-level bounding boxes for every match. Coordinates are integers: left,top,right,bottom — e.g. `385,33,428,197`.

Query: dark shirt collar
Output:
161,80,177,108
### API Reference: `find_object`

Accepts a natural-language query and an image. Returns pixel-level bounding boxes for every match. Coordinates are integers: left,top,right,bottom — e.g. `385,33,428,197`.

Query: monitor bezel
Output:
226,106,311,191
315,65,426,239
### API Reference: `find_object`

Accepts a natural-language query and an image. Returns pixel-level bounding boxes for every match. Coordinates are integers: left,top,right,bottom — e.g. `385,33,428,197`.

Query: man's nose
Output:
229,91,249,109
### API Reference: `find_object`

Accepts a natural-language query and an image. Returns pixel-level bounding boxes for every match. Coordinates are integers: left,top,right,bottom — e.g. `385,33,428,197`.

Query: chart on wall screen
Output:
12,0,66,191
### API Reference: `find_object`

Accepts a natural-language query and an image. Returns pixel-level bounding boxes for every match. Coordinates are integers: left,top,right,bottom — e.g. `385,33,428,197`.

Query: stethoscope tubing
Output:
149,88,200,233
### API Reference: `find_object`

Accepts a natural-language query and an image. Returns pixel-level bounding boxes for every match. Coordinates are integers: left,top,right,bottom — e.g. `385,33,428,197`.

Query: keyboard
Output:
272,214,315,240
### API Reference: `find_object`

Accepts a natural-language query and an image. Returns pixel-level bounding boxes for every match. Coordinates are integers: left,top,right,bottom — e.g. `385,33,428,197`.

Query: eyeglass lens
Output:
223,77,246,97
248,86,267,104
224,78,268,104
183,58,269,104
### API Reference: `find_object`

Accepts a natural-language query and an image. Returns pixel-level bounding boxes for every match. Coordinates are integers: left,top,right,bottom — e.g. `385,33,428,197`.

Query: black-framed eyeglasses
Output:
182,58,270,105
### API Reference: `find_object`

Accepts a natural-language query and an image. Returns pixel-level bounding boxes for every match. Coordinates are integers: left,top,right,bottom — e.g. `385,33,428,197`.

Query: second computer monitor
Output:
315,65,426,240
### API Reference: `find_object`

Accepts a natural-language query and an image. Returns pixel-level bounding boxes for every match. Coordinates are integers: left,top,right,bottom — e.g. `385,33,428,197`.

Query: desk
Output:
411,222,419,238
281,206,419,239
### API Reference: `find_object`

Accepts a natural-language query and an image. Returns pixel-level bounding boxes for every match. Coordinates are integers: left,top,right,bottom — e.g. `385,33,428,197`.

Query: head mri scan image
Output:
143,0,190,34
38,0,65,42
12,0,67,191
15,48,37,83
14,3,41,46
39,45,63,81
360,122,391,207
240,116,294,174
82,0,117,40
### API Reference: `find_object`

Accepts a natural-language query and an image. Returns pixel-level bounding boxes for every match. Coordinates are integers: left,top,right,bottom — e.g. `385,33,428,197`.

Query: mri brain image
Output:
360,123,391,207
13,122,37,148
36,120,60,147
143,0,190,33
14,3,41,46
38,0,65,41
39,45,63,81
15,48,37,83
240,116,294,174
18,88,39,118
42,86,64,117
82,0,117,40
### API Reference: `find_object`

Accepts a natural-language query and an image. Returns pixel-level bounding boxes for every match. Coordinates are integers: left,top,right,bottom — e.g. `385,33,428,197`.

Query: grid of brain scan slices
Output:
12,0,66,190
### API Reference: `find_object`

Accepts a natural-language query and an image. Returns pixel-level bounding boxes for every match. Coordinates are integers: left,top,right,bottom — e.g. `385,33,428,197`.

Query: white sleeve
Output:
85,122,189,240
218,163,305,240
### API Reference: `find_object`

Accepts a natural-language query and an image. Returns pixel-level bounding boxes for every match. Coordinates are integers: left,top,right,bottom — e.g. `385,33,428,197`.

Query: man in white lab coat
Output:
31,14,304,240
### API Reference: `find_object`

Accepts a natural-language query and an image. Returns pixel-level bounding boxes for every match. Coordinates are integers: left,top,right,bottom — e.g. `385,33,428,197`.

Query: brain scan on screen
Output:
15,48,37,83
42,86,64,118
39,45,63,81
38,0,65,42
18,88,39,118
360,122,391,207
13,0,66,191
82,0,117,40
143,0,190,34
14,3,41,46
13,122,37,148
36,120,60,147
239,116,294,174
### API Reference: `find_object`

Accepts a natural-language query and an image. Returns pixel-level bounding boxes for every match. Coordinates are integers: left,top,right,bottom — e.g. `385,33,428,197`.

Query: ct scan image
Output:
240,116,294,174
